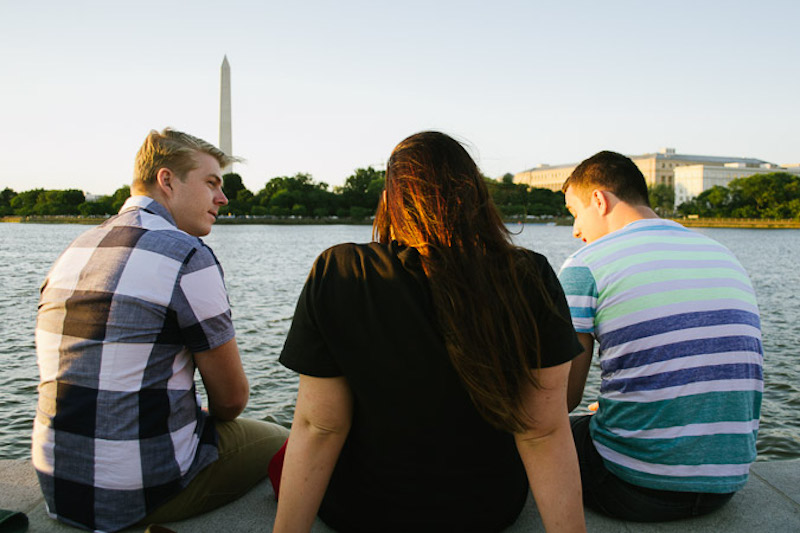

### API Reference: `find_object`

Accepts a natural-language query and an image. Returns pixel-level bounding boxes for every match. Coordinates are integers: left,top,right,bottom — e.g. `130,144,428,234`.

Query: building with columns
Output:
513,148,772,192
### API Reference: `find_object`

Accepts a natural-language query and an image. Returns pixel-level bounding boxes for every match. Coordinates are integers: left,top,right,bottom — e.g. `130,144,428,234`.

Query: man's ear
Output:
591,189,611,216
155,168,174,198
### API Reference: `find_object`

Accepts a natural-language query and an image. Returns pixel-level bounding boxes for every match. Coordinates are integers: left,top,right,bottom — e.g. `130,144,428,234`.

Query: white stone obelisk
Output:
219,55,233,174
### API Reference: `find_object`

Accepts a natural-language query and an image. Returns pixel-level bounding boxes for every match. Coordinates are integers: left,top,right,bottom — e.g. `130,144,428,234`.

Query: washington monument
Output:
219,55,233,174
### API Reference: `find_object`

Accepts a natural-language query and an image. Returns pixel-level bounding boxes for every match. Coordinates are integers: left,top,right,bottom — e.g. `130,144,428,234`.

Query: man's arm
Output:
515,362,586,533
567,333,594,412
274,375,353,533
194,337,249,421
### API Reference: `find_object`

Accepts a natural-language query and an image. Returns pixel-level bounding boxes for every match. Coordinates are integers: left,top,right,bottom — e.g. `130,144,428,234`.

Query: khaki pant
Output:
140,418,290,524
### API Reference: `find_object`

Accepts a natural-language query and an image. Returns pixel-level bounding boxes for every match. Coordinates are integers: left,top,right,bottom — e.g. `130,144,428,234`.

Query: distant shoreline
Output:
0,215,573,226
670,218,800,229
2,215,798,229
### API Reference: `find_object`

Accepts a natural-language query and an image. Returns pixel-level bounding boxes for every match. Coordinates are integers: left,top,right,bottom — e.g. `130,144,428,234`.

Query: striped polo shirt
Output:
559,218,763,493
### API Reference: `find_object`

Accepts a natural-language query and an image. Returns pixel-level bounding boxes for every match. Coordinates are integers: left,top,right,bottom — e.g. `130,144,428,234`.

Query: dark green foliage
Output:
677,172,800,219
78,199,113,216
648,183,675,216
252,172,336,218
484,178,567,218
222,173,246,200
0,171,564,221
335,167,385,212
8,188,85,216
0,187,17,215
13,170,795,221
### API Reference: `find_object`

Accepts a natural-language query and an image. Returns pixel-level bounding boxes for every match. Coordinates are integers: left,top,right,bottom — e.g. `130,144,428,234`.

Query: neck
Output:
132,184,161,203
607,200,659,233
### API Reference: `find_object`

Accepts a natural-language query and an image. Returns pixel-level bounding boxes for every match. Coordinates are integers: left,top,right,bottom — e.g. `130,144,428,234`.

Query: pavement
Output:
1,458,798,532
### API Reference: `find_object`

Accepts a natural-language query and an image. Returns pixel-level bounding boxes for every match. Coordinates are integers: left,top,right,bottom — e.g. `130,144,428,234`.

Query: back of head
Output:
374,131,553,433
374,131,508,254
133,128,238,191
563,150,650,206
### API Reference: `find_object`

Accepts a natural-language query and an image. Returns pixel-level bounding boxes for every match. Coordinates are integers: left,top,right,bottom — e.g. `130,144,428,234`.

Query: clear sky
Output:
1,1,798,196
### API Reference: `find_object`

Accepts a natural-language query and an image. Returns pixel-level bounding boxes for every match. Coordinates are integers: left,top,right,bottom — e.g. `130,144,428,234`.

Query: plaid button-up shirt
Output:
33,196,235,532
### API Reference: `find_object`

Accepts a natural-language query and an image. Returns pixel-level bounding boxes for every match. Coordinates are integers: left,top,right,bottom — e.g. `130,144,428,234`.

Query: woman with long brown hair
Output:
274,132,585,532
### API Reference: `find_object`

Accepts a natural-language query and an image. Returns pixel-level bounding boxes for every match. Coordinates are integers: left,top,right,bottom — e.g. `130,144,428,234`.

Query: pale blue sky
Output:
1,0,798,195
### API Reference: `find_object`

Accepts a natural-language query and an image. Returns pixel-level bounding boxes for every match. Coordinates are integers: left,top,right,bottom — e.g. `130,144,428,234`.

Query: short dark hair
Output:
562,150,650,206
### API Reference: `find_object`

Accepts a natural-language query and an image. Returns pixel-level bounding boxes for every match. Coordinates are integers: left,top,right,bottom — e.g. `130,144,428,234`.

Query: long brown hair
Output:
373,131,553,433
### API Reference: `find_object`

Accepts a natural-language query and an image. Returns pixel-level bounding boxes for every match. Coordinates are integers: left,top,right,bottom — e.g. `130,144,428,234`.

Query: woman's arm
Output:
567,333,595,412
515,361,586,533
273,374,353,533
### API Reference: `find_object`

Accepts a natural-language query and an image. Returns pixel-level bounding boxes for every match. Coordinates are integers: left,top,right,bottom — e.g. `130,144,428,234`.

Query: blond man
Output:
33,128,288,532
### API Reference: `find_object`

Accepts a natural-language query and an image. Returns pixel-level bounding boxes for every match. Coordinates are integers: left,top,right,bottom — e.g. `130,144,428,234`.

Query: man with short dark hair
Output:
33,128,288,532
558,150,763,521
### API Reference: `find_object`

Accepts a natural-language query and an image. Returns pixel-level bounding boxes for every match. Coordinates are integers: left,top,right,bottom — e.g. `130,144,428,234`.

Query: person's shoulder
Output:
513,246,551,271
315,242,367,263
568,218,676,260
625,219,735,252
313,242,393,275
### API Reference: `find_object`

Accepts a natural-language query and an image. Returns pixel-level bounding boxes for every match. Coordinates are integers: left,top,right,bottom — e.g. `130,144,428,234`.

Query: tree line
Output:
10,170,791,221
612,172,800,220
0,168,569,220
675,172,800,219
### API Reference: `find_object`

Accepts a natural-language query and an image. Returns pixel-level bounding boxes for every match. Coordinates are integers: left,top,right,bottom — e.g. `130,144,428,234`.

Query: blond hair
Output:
133,128,239,188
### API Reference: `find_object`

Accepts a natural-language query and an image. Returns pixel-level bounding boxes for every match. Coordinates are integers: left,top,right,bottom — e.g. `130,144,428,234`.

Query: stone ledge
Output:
2,459,798,532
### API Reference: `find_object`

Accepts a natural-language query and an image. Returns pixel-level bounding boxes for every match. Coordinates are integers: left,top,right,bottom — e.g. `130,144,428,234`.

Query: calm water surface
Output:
1,223,797,461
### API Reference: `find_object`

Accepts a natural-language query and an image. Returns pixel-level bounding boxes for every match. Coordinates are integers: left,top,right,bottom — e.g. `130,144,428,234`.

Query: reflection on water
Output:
1,223,797,461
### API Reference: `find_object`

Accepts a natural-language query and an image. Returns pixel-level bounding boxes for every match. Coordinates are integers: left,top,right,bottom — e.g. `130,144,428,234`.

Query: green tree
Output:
222,173,246,200
729,172,800,219
257,173,335,217
648,183,675,216
0,188,17,216
78,198,114,216
527,188,566,217
219,174,254,216
678,185,732,217
110,186,131,212
337,167,384,212
484,178,566,218
340,167,382,195
349,206,372,220
10,189,45,216
36,189,85,215
485,177,526,217
677,172,800,219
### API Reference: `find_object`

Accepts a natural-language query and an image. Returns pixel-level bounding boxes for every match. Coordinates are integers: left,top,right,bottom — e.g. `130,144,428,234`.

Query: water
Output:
1,223,798,461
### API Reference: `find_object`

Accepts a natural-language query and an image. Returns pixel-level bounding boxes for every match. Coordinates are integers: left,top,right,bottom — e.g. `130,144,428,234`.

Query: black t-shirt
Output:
280,241,582,532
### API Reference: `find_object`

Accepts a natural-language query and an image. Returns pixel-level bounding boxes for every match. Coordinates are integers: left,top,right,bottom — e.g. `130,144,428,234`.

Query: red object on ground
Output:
268,438,288,499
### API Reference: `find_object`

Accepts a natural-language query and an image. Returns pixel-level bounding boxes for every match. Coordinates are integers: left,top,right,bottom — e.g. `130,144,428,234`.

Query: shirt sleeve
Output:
531,253,585,368
279,250,343,377
175,245,236,352
558,254,598,335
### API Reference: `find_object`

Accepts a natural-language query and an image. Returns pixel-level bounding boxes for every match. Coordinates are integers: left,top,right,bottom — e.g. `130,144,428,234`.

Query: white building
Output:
674,163,800,206
513,148,771,192
83,192,102,202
